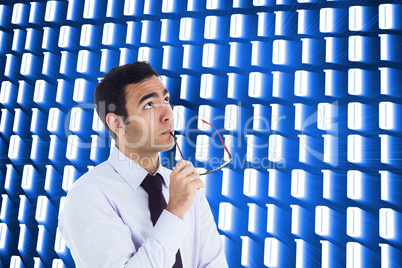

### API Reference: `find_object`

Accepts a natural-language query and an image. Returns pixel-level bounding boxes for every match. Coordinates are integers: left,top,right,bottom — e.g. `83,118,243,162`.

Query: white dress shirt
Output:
58,147,228,268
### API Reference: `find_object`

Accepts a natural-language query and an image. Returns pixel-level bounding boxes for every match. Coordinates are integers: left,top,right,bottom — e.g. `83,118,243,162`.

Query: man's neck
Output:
117,144,160,174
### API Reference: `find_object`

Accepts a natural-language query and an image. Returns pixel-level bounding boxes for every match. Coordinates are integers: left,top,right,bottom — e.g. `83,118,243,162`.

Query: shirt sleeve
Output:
58,183,187,268
197,190,228,268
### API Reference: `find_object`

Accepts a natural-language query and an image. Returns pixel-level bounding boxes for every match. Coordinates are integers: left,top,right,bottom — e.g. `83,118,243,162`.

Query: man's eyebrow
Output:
137,88,169,107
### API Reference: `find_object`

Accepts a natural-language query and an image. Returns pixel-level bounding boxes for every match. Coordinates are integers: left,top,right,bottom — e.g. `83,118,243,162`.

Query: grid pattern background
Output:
0,0,401,267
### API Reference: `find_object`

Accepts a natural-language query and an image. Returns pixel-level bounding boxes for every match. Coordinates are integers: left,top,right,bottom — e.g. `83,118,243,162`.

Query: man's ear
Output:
106,113,125,137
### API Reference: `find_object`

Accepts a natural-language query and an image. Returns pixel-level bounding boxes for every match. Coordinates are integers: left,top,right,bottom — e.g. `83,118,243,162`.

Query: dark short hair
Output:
94,61,159,139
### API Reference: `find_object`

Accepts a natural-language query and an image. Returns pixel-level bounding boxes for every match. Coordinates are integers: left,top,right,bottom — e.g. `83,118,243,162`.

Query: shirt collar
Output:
107,146,170,191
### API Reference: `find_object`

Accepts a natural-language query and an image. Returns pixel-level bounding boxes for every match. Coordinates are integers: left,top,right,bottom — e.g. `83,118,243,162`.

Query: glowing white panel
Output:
379,67,390,94
379,171,390,201
347,170,362,200
290,205,300,235
102,23,115,45
324,37,334,63
42,51,50,74
45,1,57,21
230,14,244,38
254,0,268,6
298,134,306,163
10,256,22,268
52,259,65,268
268,134,283,162
294,104,302,130
138,47,150,62
349,36,363,62
295,239,305,268
123,0,135,15
247,204,257,232
59,26,70,48
264,238,278,267
37,225,45,252
4,165,13,190
44,165,53,191
59,51,68,74
320,240,330,268
41,27,50,49
162,0,174,12
320,8,334,33
272,40,286,64
347,207,362,237
347,135,362,163
181,45,191,69
229,42,238,67
8,135,21,159
0,195,8,221
249,72,262,97
348,102,362,130
160,20,170,43
240,236,250,266
297,10,306,34
47,108,60,132
195,135,209,161
252,104,264,130
62,166,75,192
25,28,33,50
202,43,216,67
77,50,89,73
21,53,32,75
31,135,39,159
12,3,23,24
274,11,284,36
83,0,95,18
266,204,275,233
200,74,213,99
243,169,257,197
204,16,217,39
206,0,218,9
218,202,232,231
54,228,67,253
18,224,26,250
227,73,235,98
0,81,11,104
379,208,395,239
18,195,27,221
100,49,109,73
34,80,45,103
294,70,309,96
379,102,394,130
140,20,149,43
347,242,362,268
49,135,57,160
66,135,79,160
12,29,21,51
324,135,334,163
268,169,277,197
4,54,12,76
80,24,93,46
73,79,86,102
301,38,311,63
35,196,49,222
270,104,281,131
349,6,363,31
291,169,306,198
172,105,185,131
348,69,363,95
379,244,390,268
224,105,238,130
315,206,330,236
66,0,74,20
69,107,83,131
12,108,21,132
198,105,211,130
179,18,192,41
143,0,151,14
0,109,7,132
89,135,98,161
22,165,34,190
379,4,395,30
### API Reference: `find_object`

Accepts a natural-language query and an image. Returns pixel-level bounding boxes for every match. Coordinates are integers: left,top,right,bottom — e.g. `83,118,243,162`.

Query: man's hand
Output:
166,160,205,219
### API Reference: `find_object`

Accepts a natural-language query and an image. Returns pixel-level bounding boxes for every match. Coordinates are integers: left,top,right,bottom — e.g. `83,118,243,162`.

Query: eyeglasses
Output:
170,120,232,176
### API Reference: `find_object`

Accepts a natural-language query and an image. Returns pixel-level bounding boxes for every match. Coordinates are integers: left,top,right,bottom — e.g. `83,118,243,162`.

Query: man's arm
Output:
59,184,187,268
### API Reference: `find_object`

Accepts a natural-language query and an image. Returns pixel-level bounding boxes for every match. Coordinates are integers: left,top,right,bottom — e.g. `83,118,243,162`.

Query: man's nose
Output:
160,104,173,123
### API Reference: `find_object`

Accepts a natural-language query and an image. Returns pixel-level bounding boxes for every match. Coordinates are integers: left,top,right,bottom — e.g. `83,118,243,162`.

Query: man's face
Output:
122,75,175,154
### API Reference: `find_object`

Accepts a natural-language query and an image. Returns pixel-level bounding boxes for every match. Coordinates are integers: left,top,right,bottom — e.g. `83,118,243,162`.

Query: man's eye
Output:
144,103,153,109
164,97,170,103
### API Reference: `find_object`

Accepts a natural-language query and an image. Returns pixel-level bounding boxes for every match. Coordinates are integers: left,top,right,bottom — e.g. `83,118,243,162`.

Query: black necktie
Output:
141,173,183,268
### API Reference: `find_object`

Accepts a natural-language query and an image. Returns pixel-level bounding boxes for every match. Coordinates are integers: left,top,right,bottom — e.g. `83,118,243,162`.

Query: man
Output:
58,61,228,267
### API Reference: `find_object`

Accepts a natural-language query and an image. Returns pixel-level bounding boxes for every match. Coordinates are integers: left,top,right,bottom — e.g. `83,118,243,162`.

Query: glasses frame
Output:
171,120,232,176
